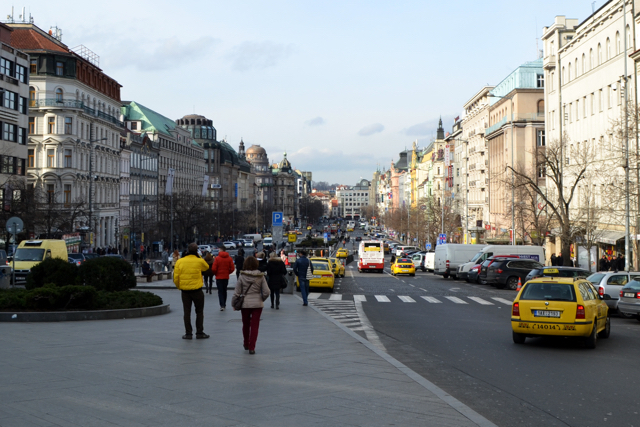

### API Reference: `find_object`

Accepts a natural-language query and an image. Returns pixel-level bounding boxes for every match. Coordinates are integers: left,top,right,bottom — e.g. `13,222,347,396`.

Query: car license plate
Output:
533,310,561,318
624,292,635,298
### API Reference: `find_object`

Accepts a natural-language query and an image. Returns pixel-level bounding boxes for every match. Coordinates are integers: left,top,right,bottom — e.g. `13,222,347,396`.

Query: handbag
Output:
232,281,251,310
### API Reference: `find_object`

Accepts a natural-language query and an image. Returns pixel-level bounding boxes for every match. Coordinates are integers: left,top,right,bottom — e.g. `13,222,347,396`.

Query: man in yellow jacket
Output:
173,243,211,339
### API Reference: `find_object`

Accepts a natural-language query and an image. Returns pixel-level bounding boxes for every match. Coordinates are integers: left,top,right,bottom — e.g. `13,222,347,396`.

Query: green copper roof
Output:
121,101,176,136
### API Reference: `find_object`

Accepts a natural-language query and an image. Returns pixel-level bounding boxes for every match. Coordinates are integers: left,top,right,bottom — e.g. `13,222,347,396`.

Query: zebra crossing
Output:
308,293,514,306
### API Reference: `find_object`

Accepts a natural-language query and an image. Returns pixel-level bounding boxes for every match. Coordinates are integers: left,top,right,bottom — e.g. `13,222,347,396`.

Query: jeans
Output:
217,278,229,308
181,289,205,335
204,275,214,293
241,308,263,351
299,278,310,304
270,288,280,307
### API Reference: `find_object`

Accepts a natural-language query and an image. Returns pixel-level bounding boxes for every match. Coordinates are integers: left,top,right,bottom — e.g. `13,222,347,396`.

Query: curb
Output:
303,295,498,427
0,304,171,322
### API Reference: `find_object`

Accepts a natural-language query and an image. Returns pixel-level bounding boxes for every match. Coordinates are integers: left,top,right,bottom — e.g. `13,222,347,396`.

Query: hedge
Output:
26,258,78,290
77,257,136,292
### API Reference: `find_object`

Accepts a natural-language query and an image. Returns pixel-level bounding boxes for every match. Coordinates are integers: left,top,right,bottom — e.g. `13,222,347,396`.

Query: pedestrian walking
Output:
599,255,609,272
132,250,139,267
171,249,180,270
266,253,287,309
556,253,564,267
256,251,268,273
203,252,214,294
293,250,313,306
617,254,625,271
550,253,557,266
173,243,211,339
234,248,245,279
161,248,169,271
211,247,235,311
233,256,270,354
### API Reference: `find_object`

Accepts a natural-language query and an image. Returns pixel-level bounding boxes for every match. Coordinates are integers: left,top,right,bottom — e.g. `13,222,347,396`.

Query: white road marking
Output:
449,288,460,292
419,288,427,292
308,293,321,299
445,296,468,304
421,296,441,303
375,295,391,302
329,293,343,301
409,283,415,287
468,297,494,305
354,299,387,353
491,297,514,305
353,295,367,302
398,296,416,303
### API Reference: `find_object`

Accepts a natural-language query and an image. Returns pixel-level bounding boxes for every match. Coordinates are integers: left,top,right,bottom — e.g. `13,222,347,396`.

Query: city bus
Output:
358,240,384,273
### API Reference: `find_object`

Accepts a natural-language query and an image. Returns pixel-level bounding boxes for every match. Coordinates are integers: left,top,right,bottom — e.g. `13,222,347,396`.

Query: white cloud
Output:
358,123,384,136
305,117,325,126
227,41,295,71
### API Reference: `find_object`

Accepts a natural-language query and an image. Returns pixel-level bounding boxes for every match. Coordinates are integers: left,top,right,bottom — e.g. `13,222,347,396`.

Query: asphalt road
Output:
314,230,640,427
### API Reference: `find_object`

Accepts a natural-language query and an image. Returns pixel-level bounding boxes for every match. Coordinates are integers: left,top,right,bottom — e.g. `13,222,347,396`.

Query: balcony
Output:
31,98,84,109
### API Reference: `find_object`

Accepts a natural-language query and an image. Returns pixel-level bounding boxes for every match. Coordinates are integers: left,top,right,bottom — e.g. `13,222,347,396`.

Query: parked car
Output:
243,239,254,248
617,280,640,320
467,264,482,283
0,249,7,265
478,256,521,285
525,266,591,283
198,245,213,254
486,259,544,290
84,253,100,260
511,277,610,348
222,241,236,250
411,252,427,272
67,253,86,266
232,240,244,248
586,271,640,313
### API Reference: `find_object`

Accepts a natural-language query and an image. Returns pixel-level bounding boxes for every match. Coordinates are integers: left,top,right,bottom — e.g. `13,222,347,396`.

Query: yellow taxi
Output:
329,257,345,278
511,277,610,348
263,233,272,238
335,248,348,258
391,258,415,276
296,258,335,291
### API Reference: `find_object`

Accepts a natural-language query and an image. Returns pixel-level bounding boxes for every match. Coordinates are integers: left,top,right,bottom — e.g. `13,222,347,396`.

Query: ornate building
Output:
271,153,297,225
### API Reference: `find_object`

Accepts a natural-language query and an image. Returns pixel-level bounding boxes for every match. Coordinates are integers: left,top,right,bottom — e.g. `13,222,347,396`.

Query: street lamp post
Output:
488,93,516,245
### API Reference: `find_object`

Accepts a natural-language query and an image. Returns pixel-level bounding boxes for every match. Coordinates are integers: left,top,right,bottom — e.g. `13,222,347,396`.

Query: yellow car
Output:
511,277,610,348
296,258,335,291
391,258,415,276
329,257,345,278
263,233,272,238
335,248,348,258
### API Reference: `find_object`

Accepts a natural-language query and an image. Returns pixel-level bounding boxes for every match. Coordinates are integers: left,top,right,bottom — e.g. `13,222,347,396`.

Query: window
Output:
47,149,55,167
64,117,72,134
590,48,594,70
131,121,138,130
608,85,613,108
55,88,63,102
28,117,34,134
550,71,554,91
606,38,611,60
3,90,17,110
64,149,72,168
590,93,594,115
47,184,55,203
575,99,580,120
537,166,546,178
616,31,621,55
599,89,603,112
2,123,16,142
17,159,24,176
537,130,545,146
537,74,544,88
19,96,27,114
583,96,587,118
29,87,36,107
56,61,64,76
597,43,602,65
15,64,26,83
582,54,586,74
64,184,71,206
18,127,26,145
28,149,34,167
2,156,14,174
567,63,571,81
48,116,55,134
0,57,13,76
30,58,37,74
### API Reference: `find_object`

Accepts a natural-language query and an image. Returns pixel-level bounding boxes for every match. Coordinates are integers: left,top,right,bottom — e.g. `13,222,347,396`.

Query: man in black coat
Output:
617,254,626,271
598,255,609,272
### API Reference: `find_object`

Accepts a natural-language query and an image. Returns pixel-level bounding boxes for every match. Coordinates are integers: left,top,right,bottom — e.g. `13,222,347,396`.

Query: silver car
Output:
618,280,640,319
587,271,640,312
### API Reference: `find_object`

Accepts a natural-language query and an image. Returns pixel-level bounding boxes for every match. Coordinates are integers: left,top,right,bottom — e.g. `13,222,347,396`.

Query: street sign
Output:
420,204,426,211
425,242,432,250
6,216,23,235
272,226,283,243
272,212,283,226
210,184,222,189
288,233,297,243
438,233,447,245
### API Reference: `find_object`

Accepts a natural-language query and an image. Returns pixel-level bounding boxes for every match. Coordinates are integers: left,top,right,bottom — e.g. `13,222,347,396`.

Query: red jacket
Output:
211,251,235,279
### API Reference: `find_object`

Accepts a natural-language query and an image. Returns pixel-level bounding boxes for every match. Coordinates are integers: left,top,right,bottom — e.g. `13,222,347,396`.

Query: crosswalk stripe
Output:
308,293,321,299
468,297,494,305
398,296,416,303
445,296,468,304
375,295,391,302
421,296,441,303
491,297,514,305
328,293,343,300
353,295,367,302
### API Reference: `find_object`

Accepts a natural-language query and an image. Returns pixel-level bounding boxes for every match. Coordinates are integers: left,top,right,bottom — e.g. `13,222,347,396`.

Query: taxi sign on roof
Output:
544,268,559,274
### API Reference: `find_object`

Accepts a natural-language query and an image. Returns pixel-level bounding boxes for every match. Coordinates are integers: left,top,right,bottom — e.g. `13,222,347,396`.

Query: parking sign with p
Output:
272,212,283,226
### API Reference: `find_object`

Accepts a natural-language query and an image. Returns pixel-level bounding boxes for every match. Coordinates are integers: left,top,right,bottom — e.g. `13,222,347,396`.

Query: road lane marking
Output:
421,296,441,303
308,293,321,299
419,288,427,292
329,293,343,301
354,299,387,353
398,296,416,303
445,296,468,304
468,297,494,305
375,295,391,302
409,284,415,287
353,295,367,302
491,297,513,305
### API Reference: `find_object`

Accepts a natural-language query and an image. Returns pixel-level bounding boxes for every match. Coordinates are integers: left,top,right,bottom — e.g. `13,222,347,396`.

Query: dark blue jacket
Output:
293,256,313,279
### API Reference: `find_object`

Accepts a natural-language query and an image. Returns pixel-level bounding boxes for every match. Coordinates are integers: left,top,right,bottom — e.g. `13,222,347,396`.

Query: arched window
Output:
582,54,586,73
562,66,566,84
590,48,594,70
575,58,579,77
550,40,555,55
55,88,63,102
627,25,632,49
568,63,572,81
606,38,611,60
616,31,621,54
29,86,36,107
597,43,602,65
537,100,545,114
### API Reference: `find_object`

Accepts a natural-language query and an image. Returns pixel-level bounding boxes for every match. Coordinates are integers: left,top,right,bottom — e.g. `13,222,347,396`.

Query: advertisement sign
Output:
165,168,175,195
202,175,210,197
444,144,450,166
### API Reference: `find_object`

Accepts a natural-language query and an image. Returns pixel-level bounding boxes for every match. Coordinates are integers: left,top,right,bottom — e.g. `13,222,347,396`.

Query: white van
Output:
434,244,487,279
395,245,420,256
243,234,263,243
457,245,546,280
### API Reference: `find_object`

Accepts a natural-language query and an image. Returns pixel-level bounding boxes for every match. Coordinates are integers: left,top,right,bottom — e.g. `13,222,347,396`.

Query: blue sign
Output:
425,242,432,250
323,232,329,240
272,212,283,226
234,183,238,198
437,233,447,245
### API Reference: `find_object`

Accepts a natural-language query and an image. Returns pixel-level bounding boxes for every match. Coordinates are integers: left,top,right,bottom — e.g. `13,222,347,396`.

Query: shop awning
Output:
596,231,625,245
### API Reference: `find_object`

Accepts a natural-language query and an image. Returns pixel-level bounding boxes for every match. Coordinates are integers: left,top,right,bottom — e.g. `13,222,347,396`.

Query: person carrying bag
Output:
232,256,269,354
266,254,287,309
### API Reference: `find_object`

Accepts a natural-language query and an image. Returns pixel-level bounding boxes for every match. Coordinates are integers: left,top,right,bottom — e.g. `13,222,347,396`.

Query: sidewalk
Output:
0,289,496,427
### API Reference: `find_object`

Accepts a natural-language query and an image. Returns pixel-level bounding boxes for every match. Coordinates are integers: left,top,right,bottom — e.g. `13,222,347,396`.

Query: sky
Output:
7,0,600,184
